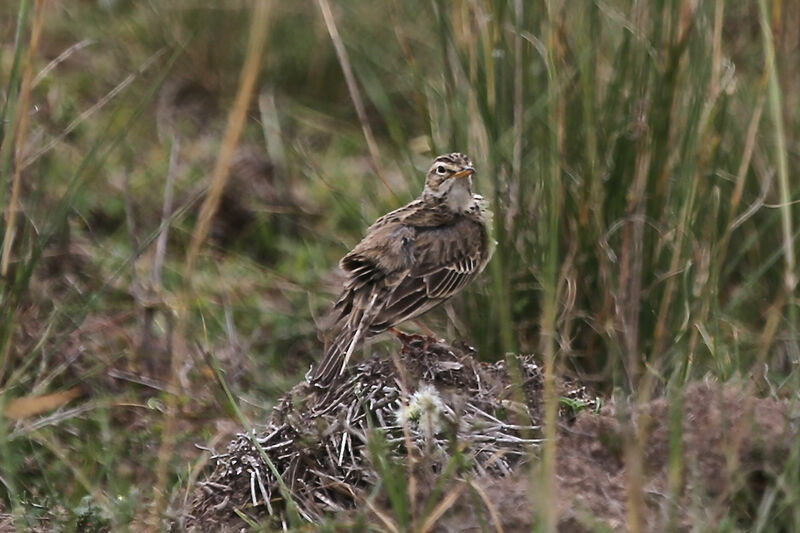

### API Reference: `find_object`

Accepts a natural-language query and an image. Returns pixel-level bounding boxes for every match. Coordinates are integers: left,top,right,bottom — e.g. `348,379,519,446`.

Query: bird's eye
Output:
436,165,447,175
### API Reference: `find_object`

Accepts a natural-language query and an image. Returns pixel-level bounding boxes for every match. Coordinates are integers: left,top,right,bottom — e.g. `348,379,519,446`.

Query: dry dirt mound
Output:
441,381,796,532
183,339,592,530
182,340,796,532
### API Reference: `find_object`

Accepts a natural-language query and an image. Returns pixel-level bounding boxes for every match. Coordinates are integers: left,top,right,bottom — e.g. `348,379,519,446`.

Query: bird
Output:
309,152,494,387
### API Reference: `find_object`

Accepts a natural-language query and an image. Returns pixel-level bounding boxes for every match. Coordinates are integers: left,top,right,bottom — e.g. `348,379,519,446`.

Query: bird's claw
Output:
390,327,439,352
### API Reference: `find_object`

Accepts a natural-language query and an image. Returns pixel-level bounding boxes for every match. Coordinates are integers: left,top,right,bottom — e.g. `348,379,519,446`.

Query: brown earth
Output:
441,380,795,532
182,340,797,532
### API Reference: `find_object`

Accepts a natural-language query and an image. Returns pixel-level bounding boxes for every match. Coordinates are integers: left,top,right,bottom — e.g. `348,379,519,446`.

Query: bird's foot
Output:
389,327,438,353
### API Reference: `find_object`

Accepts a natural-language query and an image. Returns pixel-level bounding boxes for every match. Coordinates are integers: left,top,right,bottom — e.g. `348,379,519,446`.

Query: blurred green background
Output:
1,0,799,529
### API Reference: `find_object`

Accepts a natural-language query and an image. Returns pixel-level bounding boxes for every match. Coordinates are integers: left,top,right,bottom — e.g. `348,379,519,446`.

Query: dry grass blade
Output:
363,498,400,533
32,38,93,87
185,1,274,271
152,134,180,288
151,1,275,527
1,0,46,276
316,0,395,199
4,387,82,420
729,84,766,219
467,480,505,533
758,0,796,295
419,482,466,533
539,2,564,532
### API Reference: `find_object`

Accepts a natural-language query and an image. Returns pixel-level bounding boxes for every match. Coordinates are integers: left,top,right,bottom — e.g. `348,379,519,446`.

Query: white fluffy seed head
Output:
395,384,448,439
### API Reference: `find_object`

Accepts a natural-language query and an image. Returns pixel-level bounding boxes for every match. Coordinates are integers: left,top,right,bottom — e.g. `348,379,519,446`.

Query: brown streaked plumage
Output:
309,153,494,387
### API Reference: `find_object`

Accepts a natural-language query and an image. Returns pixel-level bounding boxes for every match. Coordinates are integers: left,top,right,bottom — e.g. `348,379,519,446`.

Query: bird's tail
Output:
309,315,367,388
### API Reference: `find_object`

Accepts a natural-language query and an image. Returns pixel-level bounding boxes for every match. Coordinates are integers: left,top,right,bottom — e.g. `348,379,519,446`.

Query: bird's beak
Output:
451,166,475,179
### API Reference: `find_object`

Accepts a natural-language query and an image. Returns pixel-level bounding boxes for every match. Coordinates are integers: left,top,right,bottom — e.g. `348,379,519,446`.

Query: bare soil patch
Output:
184,340,796,531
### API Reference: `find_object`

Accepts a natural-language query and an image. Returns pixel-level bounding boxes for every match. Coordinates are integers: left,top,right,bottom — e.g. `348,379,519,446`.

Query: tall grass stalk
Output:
317,0,394,199
0,0,32,396
150,0,274,526
0,0,31,209
0,0,45,277
758,0,797,342
538,1,562,531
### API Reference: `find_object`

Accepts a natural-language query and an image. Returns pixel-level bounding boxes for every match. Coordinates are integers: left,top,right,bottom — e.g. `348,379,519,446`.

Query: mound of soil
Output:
441,381,796,532
183,339,592,530
182,340,796,532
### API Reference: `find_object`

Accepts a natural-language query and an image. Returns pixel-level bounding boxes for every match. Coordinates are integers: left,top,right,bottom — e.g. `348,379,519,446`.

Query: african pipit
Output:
310,153,494,387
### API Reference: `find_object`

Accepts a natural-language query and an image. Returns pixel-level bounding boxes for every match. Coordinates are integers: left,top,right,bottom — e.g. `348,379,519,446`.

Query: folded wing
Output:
371,217,487,331
310,215,487,387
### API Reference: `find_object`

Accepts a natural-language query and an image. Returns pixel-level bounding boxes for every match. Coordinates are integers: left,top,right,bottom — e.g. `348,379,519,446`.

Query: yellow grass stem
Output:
184,3,273,273
1,0,46,277
316,0,395,200
150,1,274,526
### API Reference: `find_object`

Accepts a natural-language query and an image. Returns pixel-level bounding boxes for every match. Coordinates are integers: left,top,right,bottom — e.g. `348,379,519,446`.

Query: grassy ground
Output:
1,0,799,530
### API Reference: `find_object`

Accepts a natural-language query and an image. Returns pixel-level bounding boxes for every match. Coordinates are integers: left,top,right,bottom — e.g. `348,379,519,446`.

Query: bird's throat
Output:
445,180,473,213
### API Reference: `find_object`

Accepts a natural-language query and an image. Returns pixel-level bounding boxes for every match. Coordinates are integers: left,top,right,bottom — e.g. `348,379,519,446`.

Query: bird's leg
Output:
389,322,441,355
389,327,427,346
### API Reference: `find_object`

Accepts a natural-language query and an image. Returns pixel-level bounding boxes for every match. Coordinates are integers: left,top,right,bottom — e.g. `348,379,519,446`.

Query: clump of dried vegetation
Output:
185,339,594,530
185,340,798,532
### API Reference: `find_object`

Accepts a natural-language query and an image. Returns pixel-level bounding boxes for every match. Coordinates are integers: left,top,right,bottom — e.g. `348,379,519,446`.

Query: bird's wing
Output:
310,213,487,386
310,221,413,386
370,216,488,331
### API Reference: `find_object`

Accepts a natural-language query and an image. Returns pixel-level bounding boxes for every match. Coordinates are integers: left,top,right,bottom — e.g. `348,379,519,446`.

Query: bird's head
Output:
422,153,475,209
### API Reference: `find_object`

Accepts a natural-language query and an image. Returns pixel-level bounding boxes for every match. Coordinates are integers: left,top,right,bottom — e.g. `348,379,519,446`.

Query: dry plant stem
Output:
122,172,140,280
152,134,179,288
624,399,651,533
390,11,428,142
623,4,654,530
463,4,491,170
32,38,93,87
1,0,46,277
140,134,179,355
720,77,767,253
257,90,287,179
620,143,651,389
363,496,400,533
150,1,274,526
710,0,724,99
652,121,693,358
418,482,465,533
185,5,271,271
467,480,505,533
316,0,395,200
